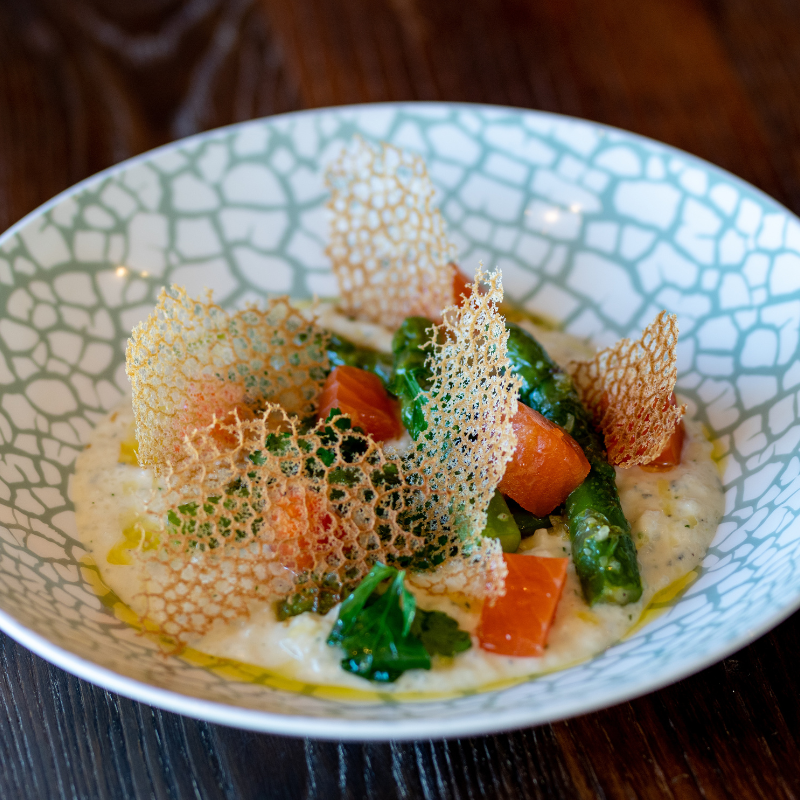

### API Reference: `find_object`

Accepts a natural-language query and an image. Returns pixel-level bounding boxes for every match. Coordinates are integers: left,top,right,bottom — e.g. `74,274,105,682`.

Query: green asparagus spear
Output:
482,492,522,553
389,317,436,439
326,332,394,386
505,322,642,605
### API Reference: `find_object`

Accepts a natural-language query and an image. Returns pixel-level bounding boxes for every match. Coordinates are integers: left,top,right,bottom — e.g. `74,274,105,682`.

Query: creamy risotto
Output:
73,315,724,694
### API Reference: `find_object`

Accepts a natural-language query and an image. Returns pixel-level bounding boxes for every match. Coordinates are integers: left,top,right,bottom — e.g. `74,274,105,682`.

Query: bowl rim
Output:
1,100,799,740
3,592,799,740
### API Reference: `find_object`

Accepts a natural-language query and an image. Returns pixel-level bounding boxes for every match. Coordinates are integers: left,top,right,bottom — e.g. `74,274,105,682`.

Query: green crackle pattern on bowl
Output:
0,103,798,736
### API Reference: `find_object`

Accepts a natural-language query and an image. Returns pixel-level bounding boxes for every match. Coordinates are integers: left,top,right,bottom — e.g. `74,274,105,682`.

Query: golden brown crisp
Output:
326,137,457,328
126,286,328,474
569,311,685,467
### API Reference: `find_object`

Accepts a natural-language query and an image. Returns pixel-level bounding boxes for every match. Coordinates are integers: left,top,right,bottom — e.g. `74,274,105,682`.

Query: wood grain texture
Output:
1,0,800,797
3,613,800,799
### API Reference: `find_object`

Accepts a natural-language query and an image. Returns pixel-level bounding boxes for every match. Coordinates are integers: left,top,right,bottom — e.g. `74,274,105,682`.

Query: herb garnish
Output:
389,317,435,440
326,563,471,682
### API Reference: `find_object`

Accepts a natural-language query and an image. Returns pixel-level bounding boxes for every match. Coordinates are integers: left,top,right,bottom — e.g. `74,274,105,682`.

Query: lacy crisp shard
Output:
74,138,724,692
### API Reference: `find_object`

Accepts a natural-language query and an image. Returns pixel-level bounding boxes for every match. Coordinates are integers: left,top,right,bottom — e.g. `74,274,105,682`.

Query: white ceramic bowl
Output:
0,103,798,740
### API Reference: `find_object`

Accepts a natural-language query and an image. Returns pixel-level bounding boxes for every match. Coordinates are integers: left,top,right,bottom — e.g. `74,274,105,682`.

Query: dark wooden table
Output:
2,1,800,797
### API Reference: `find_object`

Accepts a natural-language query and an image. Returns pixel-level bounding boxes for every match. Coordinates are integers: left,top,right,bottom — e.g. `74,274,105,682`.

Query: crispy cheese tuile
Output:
569,311,685,467
326,137,457,328
405,267,519,601
126,286,328,474
142,407,429,640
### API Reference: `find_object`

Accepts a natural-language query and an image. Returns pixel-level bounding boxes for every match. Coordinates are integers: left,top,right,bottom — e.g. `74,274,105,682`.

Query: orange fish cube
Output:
478,553,569,657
